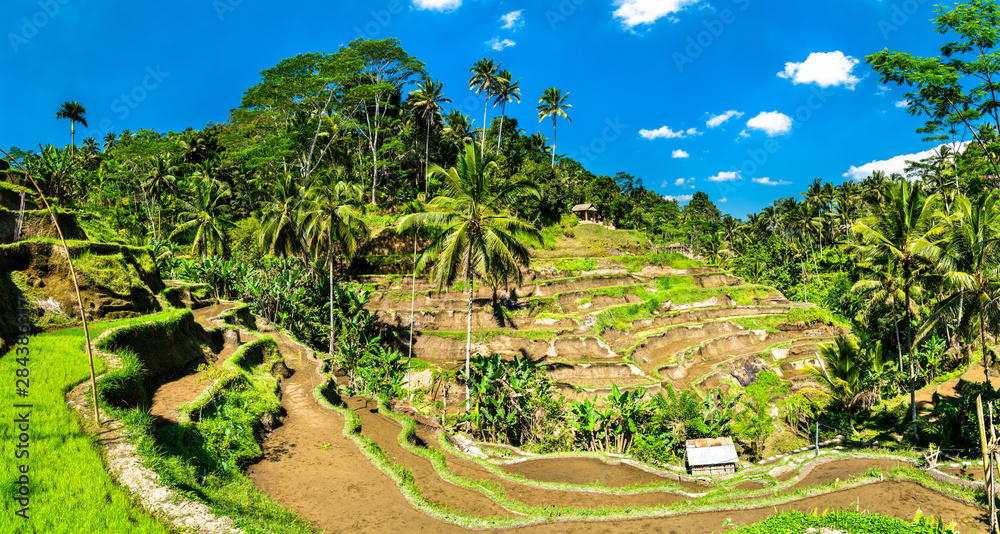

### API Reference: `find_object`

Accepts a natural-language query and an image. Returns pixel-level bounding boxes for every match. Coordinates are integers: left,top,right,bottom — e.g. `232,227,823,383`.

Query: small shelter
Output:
685,437,739,476
572,203,598,222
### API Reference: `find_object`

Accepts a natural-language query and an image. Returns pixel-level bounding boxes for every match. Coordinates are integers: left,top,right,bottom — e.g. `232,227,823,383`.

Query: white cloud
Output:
674,177,695,187
664,194,695,203
718,197,728,203
876,85,891,95
487,38,516,51
842,143,968,181
413,0,461,12
707,171,741,182
778,51,861,89
613,0,700,29
746,111,793,137
501,10,524,30
738,130,750,139
639,125,701,140
752,177,792,186
707,110,744,128
894,100,910,108
672,149,690,159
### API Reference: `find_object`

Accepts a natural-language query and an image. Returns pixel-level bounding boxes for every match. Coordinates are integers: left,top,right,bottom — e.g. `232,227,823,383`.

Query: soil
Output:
148,303,256,423
413,428,689,510
499,457,674,489
788,459,908,491
735,481,765,491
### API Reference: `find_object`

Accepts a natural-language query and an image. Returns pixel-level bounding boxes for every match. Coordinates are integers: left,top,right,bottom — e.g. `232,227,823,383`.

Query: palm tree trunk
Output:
904,280,919,441
983,312,991,388
424,120,431,195
481,101,489,156
70,121,76,157
497,103,505,152
329,251,335,358
551,117,557,167
408,233,417,397
465,247,473,407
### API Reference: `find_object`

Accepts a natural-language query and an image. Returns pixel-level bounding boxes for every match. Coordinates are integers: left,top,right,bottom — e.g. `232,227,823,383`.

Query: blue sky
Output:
2,0,951,217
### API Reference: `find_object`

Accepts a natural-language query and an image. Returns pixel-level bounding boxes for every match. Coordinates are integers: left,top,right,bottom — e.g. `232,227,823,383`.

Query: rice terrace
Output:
5,1,1000,533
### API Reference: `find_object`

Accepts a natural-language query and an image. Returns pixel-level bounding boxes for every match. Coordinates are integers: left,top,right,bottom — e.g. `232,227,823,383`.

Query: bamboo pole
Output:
1,147,100,425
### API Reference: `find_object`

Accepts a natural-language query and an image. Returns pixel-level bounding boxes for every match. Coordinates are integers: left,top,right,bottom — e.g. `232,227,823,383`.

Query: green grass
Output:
730,510,960,533
0,315,176,534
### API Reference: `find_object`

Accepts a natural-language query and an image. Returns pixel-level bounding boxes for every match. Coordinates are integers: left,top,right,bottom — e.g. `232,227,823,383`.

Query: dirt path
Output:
149,303,259,423
414,427,690,510
346,397,514,519
240,321,989,534
787,459,907,491
915,364,995,417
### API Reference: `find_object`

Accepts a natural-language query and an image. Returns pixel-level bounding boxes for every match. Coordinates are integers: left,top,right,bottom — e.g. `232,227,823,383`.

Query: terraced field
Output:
361,259,843,405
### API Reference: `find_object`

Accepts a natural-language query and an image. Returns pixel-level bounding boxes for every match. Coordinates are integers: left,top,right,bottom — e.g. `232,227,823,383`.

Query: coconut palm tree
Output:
170,176,233,257
443,110,475,144
398,142,542,404
259,173,307,258
301,169,369,357
528,132,551,157
537,87,571,167
806,335,883,434
921,193,1000,387
409,77,451,195
491,70,521,151
55,101,88,156
853,178,944,440
469,58,502,156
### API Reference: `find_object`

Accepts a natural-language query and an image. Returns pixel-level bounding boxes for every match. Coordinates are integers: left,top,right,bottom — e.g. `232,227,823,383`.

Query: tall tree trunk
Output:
496,104,506,152
481,101,489,156
904,278,919,441
465,247,473,407
424,119,431,195
408,233,417,397
329,249,335,358
551,118,557,167
983,312,992,388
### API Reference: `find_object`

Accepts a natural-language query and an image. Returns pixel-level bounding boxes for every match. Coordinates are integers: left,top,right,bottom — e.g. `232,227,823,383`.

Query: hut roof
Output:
572,203,597,212
686,437,738,467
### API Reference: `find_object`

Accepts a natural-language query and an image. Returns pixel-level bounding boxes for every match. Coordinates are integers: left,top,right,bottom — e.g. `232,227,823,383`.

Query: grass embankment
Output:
0,315,175,534
101,315,314,534
317,391,977,530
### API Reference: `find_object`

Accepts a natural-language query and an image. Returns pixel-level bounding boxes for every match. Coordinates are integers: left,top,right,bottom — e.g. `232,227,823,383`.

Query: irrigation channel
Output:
129,299,996,534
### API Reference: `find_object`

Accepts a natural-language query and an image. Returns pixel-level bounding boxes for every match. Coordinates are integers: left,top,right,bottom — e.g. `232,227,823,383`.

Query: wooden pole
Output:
1,148,100,425
992,402,998,533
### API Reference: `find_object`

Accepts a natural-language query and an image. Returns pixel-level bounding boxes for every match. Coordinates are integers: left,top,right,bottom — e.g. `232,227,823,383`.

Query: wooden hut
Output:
572,203,598,222
685,437,739,476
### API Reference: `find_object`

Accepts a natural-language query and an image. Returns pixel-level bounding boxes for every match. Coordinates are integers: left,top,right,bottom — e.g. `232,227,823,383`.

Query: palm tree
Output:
922,193,1000,387
398,142,542,404
170,176,233,256
259,173,307,258
536,87,571,167
55,101,88,156
491,70,521,151
853,178,944,440
409,77,451,195
806,335,882,434
443,110,475,144
301,170,369,357
528,132,551,157
469,58,502,156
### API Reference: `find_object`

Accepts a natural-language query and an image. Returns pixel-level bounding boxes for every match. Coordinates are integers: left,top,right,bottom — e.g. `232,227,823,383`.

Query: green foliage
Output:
731,509,958,534
733,371,788,461
931,379,1000,449
463,353,563,448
